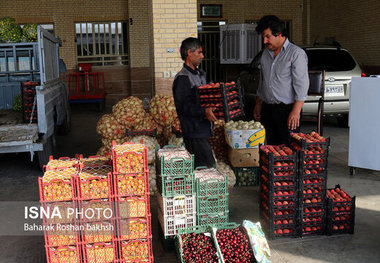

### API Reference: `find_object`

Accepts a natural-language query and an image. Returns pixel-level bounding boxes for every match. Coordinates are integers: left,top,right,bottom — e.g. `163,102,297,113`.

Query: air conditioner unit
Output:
220,24,262,64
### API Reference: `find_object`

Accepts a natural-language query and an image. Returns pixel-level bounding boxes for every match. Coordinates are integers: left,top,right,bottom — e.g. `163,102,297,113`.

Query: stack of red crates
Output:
326,185,355,235
39,156,82,263
76,156,117,263
259,145,299,239
291,132,330,236
197,81,244,122
21,81,39,123
111,141,153,263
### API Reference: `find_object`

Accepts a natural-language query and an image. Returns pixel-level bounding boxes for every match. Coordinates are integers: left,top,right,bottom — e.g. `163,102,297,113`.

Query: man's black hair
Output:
180,37,203,61
255,15,287,37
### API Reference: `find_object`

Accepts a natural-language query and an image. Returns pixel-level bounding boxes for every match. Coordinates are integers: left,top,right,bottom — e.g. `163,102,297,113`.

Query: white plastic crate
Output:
158,207,196,237
220,23,262,64
157,192,196,217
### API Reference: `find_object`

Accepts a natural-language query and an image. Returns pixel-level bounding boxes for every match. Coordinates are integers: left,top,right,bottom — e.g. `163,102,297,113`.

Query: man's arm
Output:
253,96,263,121
288,100,304,130
173,75,216,120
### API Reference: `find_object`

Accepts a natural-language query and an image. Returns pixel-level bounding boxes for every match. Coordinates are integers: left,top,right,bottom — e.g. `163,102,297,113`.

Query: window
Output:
75,22,128,66
305,49,357,71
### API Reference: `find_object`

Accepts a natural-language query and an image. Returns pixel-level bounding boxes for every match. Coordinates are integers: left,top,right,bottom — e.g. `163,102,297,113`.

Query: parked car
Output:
238,44,366,127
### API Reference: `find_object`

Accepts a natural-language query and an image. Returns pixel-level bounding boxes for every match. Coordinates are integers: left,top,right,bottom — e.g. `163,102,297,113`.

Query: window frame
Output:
75,21,129,67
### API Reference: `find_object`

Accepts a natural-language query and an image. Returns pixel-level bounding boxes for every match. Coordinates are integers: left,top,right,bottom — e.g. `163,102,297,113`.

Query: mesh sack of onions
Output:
168,135,184,147
216,160,236,188
96,114,126,139
97,146,111,158
129,135,158,164
210,119,229,164
112,96,146,129
149,95,178,126
148,164,157,196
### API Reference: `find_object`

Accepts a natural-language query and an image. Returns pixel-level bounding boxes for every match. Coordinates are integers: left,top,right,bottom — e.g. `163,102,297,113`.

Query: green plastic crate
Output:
234,167,260,186
196,176,228,198
156,145,194,176
197,212,229,227
197,195,229,215
176,225,222,263
157,173,195,198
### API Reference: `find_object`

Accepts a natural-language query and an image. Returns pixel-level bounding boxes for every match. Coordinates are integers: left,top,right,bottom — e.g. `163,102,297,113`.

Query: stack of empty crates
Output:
194,167,229,226
112,142,153,262
290,133,330,236
156,146,196,250
259,145,299,239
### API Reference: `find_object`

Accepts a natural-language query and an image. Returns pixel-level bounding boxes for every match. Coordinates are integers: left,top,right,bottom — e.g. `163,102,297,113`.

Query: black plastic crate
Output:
260,193,298,211
326,214,355,235
299,220,326,236
290,133,330,150
260,172,297,189
260,212,299,240
234,167,260,186
260,183,297,201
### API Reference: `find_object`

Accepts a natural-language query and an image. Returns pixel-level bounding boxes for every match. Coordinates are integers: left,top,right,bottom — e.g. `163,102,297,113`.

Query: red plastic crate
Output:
116,216,152,241
113,172,149,197
44,222,80,247
82,241,119,263
76,165,113,200
45,156,79,170
118,238,153,262
78,155,112,167
80,220,115,244
114,195,150,219
46,244,82,263
39,167,78,202
112,141,148,174
78,198,115,223
41,201,78,225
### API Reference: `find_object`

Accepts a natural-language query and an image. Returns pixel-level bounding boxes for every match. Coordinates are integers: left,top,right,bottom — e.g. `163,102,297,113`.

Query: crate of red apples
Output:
197,81,244,122
326,185,355,235
259,145,299,239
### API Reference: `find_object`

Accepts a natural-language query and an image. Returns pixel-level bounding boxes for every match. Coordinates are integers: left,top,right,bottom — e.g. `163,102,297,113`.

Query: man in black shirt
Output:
172,37,217,168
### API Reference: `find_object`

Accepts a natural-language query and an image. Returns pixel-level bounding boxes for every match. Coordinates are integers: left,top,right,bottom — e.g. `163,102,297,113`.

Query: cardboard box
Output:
228,147,259,167
225,128,265,149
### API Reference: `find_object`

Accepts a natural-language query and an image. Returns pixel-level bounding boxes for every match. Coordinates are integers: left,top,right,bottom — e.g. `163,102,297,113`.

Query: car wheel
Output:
337,114,349,128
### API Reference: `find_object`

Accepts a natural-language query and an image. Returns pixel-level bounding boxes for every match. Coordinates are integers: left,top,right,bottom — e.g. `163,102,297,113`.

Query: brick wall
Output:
150,0,198,95
197,0,305,45
310,0,380,73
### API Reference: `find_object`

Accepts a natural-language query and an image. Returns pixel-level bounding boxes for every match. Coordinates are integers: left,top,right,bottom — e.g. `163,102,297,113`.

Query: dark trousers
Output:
261,102,300,145
183,137,215,168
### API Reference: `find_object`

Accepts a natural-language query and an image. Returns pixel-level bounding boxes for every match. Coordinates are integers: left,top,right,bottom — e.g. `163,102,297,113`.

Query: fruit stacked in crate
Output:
291,132,330,236
21,81,39,123
176,223,259,263
326,185,355,235
112,141,153,262
76,155,117,263
197,81,244,122
194,167,229,226
39,156,82,263
259,145,299,239
155,146,196,250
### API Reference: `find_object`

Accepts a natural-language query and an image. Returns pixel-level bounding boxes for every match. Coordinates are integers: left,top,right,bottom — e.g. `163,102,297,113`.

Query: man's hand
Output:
288,101,304,130
205,107,217,122
287,110,300,130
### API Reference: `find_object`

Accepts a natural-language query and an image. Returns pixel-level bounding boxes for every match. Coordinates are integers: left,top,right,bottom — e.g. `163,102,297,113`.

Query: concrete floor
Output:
0,104,379,263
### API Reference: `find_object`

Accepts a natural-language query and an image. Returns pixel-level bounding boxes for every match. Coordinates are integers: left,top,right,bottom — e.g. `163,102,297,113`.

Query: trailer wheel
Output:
57,105,71,135
37,136,55,170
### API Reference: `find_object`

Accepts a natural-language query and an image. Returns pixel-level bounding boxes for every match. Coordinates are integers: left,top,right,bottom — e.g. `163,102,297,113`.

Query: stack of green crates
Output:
195,167,229,226
155,145,197,250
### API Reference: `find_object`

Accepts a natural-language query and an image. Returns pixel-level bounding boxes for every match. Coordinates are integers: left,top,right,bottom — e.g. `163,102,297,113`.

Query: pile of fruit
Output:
77,165,112,200
259,144,298,239
197,81,244,121
179,232,219,262
215,227,255,262
85,243,114,263
326,186,355,234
